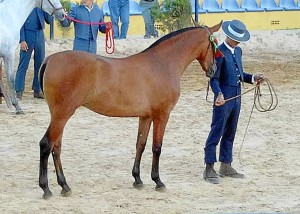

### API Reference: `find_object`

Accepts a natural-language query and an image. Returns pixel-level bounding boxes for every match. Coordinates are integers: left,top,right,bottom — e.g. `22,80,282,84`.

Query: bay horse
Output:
39,21,222,199
0,0,65,114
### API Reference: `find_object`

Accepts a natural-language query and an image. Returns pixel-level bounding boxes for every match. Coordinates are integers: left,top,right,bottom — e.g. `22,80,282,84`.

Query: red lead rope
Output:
65,15,115,54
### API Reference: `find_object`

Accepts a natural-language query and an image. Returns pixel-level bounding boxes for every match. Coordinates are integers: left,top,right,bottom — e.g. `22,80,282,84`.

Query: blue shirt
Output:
20,8,53,42
210,42,253,95
60,3,106,41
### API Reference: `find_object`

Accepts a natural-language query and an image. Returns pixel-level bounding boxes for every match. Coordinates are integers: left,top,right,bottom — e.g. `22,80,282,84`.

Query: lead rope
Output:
65,16,115,54
238,78,278,166
206,78,278,165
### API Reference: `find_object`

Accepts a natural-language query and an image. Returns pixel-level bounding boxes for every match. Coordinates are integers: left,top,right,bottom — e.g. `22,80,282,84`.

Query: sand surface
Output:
0,29,300,213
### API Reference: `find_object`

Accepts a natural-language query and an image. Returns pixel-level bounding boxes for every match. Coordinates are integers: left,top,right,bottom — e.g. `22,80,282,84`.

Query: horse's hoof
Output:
42,191,53,200
61,189,72,197
155,183,166,192
133,181,144,189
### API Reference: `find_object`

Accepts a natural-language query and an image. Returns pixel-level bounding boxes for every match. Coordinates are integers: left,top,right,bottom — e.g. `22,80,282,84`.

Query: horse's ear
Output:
209,21,223,34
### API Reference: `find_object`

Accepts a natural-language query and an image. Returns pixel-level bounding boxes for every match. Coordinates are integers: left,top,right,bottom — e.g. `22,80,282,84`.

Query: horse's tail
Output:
39,57,49,94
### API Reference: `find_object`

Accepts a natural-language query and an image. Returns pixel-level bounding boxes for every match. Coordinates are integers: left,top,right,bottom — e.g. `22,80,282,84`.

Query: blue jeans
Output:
108,0,129,39
15,30,45,93
140,0,158,36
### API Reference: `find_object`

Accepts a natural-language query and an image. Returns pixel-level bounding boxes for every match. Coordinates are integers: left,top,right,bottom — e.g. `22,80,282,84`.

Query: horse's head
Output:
37,0,65,21
197,21,223,78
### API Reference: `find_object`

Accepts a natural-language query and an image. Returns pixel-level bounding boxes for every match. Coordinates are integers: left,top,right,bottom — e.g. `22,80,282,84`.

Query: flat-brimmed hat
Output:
222,20,250,42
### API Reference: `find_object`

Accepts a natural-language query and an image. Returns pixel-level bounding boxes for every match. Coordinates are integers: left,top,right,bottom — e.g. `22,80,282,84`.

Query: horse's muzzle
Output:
54,9,66,21
206,62,217,78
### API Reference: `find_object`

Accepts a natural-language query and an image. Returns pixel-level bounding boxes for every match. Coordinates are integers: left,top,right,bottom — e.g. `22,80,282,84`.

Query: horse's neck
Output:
3,0,37,30
149,30,206,77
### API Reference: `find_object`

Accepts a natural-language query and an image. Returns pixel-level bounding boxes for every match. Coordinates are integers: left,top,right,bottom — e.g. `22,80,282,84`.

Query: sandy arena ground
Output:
0,29,300,213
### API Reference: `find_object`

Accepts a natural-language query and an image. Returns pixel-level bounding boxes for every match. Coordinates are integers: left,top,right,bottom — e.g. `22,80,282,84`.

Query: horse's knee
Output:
152,144,162,156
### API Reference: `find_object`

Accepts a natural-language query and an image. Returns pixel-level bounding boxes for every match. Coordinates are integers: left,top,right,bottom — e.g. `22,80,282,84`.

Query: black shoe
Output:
219,163,245,178
143,34,151,39
203,163,220,184
33,91,44,99
16,91,23,100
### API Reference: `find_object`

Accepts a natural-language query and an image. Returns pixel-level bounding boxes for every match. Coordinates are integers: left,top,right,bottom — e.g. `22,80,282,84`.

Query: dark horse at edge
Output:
38,21,222,199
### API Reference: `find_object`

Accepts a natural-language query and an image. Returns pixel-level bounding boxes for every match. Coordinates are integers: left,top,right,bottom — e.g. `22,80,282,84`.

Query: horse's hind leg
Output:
39,118,71,199
132,116,152,189
39,128,53,199
151,114,170,191
52,136,71,197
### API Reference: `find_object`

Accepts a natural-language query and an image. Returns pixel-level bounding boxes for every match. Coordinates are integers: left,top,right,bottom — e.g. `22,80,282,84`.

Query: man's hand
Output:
20,41,28,51
215,92,225,106
254,74,265,85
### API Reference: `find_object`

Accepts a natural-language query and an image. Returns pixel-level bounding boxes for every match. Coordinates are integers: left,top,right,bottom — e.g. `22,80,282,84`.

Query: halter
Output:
40,0,63,16
202,26,223,78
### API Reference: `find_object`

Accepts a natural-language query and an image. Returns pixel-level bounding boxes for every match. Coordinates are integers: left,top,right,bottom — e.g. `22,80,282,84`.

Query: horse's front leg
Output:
151,114,170,191
132,116,152,189
3,56,23,114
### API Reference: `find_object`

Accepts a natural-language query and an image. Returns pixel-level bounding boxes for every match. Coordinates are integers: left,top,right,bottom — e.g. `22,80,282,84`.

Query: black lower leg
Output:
52,148,71,197
132,160,143,188
39,132,52,199
151,145,165,190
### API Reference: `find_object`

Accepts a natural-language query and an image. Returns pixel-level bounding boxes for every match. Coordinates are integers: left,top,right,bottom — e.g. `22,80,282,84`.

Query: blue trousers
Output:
15,30,45,93
205,87,241,164
108,0,129,39
73,38,97,54
140,0,157,36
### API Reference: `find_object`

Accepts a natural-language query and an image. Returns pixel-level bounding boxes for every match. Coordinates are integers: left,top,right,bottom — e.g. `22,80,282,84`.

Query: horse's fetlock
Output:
132,167,140,178
39,179,48,190
57,177,67,187
152,145,161,155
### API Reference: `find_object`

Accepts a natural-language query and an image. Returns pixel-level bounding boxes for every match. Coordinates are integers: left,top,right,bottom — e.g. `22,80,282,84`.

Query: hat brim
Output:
222,21,250,42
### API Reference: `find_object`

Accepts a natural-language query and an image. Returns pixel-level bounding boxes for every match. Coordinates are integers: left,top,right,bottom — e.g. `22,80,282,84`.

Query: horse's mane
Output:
142,26,204,53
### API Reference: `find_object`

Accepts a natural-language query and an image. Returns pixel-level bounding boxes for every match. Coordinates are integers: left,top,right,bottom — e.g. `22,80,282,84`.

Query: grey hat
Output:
222,20,250,42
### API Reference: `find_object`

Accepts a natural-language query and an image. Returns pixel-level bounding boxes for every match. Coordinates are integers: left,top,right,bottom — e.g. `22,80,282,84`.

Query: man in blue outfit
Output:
203,20,265,184
15,7,53,99
60,0,106,54
108,0,129,39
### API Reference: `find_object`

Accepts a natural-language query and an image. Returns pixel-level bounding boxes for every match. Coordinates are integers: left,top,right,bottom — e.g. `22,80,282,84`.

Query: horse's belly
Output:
83,101,151,117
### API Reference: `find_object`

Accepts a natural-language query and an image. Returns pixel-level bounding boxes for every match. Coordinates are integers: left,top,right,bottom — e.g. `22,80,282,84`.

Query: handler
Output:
15,7,53,99
203,20,265,184
60,0,106,54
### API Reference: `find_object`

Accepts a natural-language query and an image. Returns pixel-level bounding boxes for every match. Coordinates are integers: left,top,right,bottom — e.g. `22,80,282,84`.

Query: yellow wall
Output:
45,0,300,38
